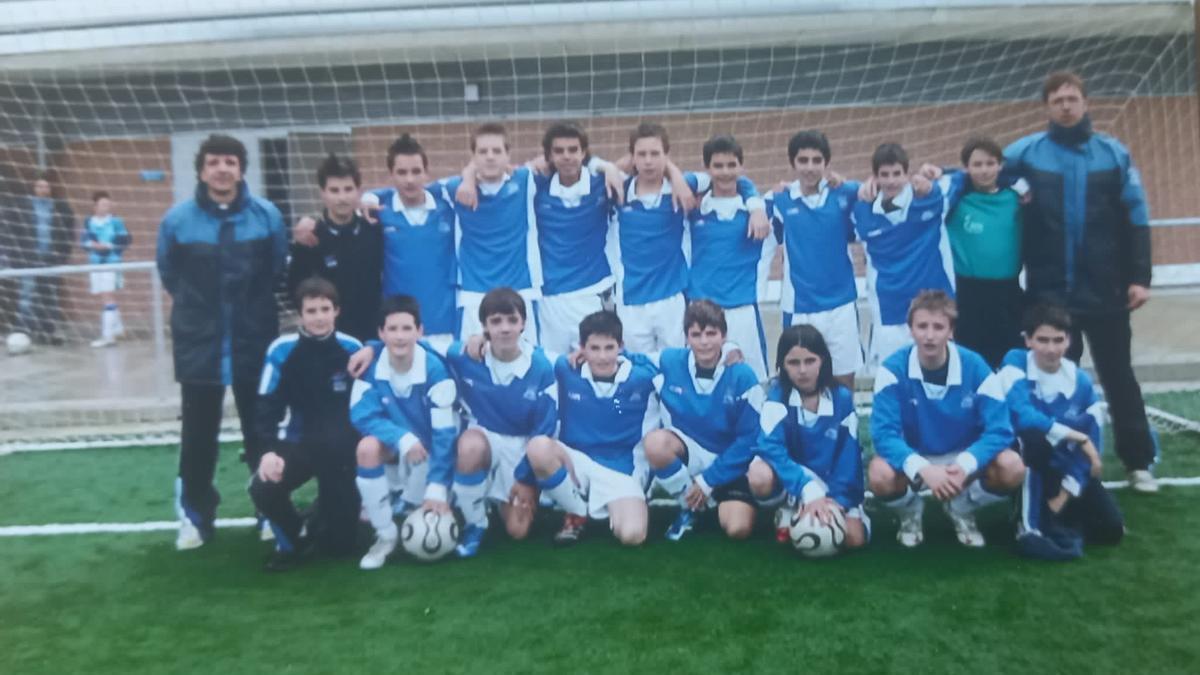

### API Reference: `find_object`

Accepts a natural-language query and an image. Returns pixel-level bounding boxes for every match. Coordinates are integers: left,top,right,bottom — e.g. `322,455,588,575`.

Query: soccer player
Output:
285,153,382,343
869,291,1024,548
769,130,864,388
350,295,458,570
157,134,287,550
685,135,775,381
998,304,1124,560
80,190,130,348
248,277,363,571
755,324,868,550
852,143,953,372
1004,71,1158,493
524,311,660,546
444,287,558,557
643,299,765,540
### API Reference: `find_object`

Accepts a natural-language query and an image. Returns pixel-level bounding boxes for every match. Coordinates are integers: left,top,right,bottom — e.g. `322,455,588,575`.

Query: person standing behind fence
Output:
14,174,74,344
156,133,287,550
1003,71,1159,493
81,191,131,348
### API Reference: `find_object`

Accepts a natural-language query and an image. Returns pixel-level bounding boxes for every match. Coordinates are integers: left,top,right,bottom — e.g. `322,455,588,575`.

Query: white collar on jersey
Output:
581,356,633,397
549,167,594,207
484,340,534,384
788,178,830,208
626,176,672,208
1026,350,1078,400
688,349,726,394
374,342,428,391
790,387,834,426
390,189,437,214
698,192,748,221
479,173,513,197
872,183,914,224
908,342,963,392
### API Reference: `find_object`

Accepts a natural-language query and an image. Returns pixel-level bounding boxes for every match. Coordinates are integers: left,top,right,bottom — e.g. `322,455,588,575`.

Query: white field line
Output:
4,478,1200,538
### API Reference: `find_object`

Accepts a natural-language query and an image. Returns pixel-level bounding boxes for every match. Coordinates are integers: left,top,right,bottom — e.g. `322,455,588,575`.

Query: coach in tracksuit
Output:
157,134,288,549
1003,71,1158,491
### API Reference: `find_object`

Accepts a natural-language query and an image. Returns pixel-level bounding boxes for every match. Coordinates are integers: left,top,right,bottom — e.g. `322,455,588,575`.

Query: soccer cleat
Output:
554,514,588,547
258,517,275,542
664,509,695,541
944,504,985,548
359,536,397,570
1128,469,1159,494
90,337,115,348
455,524,487,558
175,518,205,551
896,510,925,548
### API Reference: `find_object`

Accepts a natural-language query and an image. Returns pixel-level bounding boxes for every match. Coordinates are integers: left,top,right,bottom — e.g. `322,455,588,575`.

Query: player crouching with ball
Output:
869,290,1025,548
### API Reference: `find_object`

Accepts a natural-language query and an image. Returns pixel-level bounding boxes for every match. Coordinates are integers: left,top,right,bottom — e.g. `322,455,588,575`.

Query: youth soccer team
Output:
169,75,1134,572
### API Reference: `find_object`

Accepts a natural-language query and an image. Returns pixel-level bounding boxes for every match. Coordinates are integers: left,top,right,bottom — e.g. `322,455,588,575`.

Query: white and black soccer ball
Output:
789,508,847,558
6,332,31,356
400,509,459,562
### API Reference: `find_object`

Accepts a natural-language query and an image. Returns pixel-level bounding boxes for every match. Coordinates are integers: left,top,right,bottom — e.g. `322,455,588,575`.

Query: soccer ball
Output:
400,509,459,562
6,332,31,356
788,508,847,558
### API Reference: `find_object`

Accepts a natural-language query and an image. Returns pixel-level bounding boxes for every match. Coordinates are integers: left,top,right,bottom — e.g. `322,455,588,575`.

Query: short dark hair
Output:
629,122,670,154
194,134,247,177
775,324,835,399
907,289,957,327
387,134,428,171
470,123,509,152
702,135,743,167
479,287,526,324
579,310,623,346
872,143,909,175
542,122,590,163
91,190,110,203
683,299,727,337
1022,303,1073,336
960,136,1004,166
316,153,361,188
787,130,831,164
295,276,340,309
1042,71,1087,102
377,294,422,328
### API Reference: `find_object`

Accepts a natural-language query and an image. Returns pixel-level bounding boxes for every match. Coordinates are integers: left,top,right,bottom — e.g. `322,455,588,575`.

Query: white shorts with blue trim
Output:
470,425,530,503
538,281,612,356
784,299,864,377
617,292,686,355
89,270,122,294
563,446,649,520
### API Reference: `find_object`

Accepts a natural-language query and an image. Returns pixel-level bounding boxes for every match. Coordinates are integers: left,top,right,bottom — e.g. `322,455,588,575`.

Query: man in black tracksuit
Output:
1004,71,1159,492
249,277,364,571
286,153,382,343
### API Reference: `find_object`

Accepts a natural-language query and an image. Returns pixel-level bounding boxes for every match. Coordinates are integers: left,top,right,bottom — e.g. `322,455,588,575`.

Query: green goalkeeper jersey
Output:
946,188,1022,280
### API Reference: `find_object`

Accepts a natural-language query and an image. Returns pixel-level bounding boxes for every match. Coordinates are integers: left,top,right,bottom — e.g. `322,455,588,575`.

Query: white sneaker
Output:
90,337,115,348
259,519,275,542
176,518,205,551
896,509,925,548
359,536,397,570
1128,470,1159,494
945,505,985,548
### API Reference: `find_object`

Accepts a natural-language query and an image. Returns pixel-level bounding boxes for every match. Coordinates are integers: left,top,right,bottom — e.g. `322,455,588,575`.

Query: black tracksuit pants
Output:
177,378,262,528
248,440,360,555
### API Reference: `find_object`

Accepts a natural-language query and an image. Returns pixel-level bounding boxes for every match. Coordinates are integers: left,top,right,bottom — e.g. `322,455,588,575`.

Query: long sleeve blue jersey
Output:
444,341,558,438
81,215,131,264
555,352,660,475
372,187,459,336
870,343,1014,480
443,167,542,294
997,348,1103,449
768,180,860,314
756,383,864,508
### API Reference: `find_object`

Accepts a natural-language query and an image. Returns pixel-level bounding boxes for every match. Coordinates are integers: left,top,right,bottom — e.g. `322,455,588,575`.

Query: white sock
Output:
101,305,118,339
538,465,587,517
651,458,692,505
356,468,397,540
403,460,429,506
384,463,403,494
882,487,924,519
949,480,1008,517
453,470,490,527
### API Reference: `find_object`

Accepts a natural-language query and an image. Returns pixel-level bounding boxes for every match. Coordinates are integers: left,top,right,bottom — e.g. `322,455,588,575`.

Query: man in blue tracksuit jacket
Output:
157,134,287,550
1003,70,1158,491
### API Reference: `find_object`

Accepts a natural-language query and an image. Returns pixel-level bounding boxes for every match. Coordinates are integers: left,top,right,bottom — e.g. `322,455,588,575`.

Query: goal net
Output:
0,0,1197,449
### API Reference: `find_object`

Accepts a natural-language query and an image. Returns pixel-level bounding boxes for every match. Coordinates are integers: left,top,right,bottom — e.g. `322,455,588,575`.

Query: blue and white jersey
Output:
373,187,459,336
555,352,660,475
653,347,763,490
851,183,954,326
687,189,772,308
444,340,558,438
349,341,459,499
442,167,542,295
533,161,614,297
769,180,860,314
81,215,131,265
756,383,864,508
997,348,1103,449
871,343,1013,480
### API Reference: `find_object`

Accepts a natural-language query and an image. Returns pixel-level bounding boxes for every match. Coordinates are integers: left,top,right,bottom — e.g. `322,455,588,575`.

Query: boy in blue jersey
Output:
643,300,766,541
350,295,459,570
249,278,363,571
524,311,660,546
444,287,558,558
769,131,864,388
869,291,1024,548
756,324,868,550
998,304,1123,560
686,136,775,381
853,143,954,373
81,191,130,348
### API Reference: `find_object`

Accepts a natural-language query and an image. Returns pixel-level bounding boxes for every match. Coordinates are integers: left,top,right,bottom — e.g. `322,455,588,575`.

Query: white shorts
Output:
564,446,649,520
784,300,864,377
867,322,912,374
473,426,529,503
723,304,769,382
617,292,686,354
459,290,540,345
667,427,718,477
538,283,611,356
89,270,121,294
